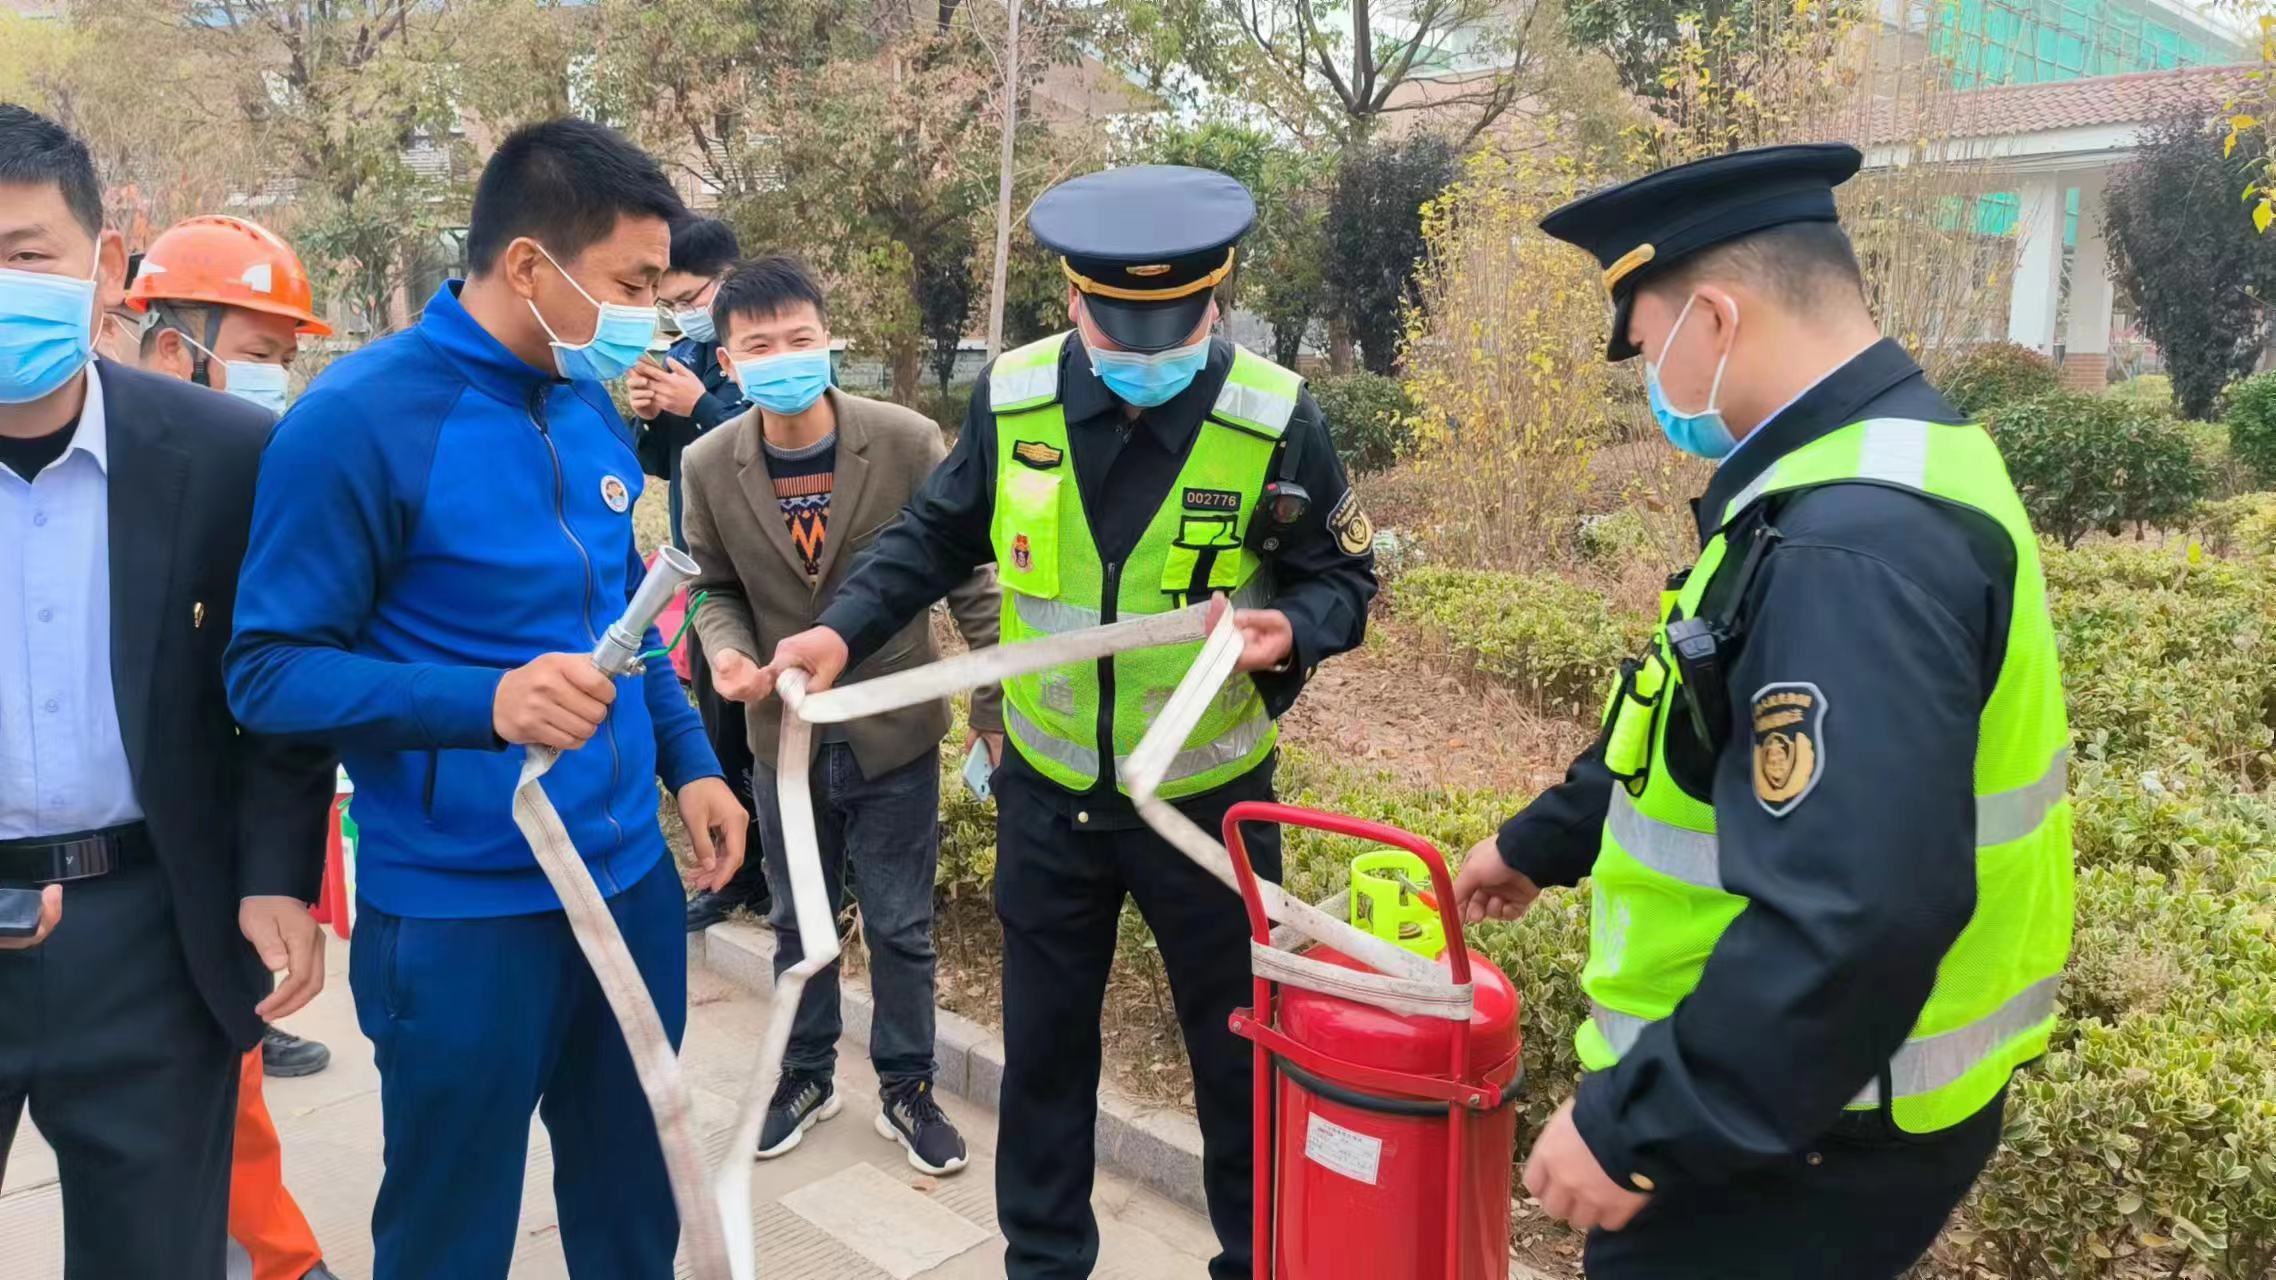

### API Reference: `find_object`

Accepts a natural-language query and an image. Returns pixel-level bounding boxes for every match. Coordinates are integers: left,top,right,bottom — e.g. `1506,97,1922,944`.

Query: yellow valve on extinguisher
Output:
1348,850,1446,960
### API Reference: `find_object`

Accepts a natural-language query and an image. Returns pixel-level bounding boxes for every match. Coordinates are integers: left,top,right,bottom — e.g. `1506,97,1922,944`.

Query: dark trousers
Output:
348,857,686,1280
1583,1092,2006,1279
0,861,239,1280
754,742,942,1083
992,771,1281,1280
692,632,767,904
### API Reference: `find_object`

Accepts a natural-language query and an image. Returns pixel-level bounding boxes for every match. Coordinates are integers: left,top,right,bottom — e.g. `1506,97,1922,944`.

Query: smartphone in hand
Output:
961,739,994,802
0,887,48,939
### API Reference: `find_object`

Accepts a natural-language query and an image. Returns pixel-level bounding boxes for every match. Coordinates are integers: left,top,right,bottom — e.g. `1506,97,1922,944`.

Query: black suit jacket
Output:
99,361,335,1050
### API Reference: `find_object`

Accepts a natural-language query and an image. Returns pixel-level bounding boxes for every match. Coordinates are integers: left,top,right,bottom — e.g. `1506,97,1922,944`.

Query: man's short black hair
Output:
1653,221,1866,315
670,218,741,278
0,104,103,236
712,255,829,341
465,118,686,274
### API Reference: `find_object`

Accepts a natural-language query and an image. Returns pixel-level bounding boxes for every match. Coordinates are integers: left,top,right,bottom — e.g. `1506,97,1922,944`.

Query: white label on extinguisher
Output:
1303,1113,1383,1186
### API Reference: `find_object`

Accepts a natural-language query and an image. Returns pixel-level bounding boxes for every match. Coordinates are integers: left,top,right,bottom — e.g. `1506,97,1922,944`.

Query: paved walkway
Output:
0,934,1220,1278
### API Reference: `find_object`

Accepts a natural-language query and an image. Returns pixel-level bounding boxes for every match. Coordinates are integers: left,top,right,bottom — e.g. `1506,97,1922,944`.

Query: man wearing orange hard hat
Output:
125,214,331,415
123,213,342,1280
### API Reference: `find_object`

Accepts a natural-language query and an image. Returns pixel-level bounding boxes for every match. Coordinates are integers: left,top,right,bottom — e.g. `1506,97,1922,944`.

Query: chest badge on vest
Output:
1014,440,1064,470
1013,533,1033,572
600,474,631,513
1752,681,1827,817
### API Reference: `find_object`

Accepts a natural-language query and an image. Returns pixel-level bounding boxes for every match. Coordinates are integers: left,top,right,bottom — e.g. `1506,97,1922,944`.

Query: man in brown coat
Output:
681,255,1000,1177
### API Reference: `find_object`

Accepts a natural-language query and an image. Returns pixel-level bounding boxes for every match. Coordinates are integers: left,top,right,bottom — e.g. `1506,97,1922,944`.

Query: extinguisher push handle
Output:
1219,801,1473,989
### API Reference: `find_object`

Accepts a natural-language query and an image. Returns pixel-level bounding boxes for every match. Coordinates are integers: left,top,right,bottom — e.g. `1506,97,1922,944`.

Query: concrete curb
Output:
696,920,1210,1213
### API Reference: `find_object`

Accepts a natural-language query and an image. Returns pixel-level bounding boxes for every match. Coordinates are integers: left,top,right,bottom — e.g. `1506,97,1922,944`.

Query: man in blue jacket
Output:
225,118,748,1280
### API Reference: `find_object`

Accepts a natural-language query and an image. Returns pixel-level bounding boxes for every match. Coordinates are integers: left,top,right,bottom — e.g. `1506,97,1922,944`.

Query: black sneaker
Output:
685,887,768,933
757,1071,840,1159
875,1078,967,1176
261,1024,332,1079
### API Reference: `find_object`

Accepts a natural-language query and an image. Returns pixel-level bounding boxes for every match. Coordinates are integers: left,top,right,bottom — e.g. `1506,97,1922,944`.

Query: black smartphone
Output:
0,888,47,939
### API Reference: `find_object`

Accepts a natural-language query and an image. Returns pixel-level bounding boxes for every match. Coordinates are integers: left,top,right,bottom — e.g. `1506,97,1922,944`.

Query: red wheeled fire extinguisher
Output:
1222,802,1524,1280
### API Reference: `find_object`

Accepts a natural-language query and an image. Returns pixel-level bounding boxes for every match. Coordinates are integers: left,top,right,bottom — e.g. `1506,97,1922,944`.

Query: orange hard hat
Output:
128,215,333,337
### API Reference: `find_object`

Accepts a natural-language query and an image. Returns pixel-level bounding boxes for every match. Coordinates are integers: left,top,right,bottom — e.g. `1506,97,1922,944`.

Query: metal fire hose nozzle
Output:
591,545,699,677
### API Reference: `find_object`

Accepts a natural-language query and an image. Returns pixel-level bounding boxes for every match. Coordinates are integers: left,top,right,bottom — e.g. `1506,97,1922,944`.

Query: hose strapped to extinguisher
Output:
518,575,1481,1279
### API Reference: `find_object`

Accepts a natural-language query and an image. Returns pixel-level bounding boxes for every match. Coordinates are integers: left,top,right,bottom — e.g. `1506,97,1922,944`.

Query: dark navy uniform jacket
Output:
635,333,748,546
817,335,1377,828
1496,340,2018,1189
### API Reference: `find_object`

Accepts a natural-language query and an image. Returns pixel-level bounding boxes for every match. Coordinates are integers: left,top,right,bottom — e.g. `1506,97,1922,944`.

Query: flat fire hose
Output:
508,546,735,1280
515,575,1474,1280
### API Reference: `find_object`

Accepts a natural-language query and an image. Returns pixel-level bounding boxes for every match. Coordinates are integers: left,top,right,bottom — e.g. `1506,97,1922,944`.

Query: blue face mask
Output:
1643,293,1736,460
180,330,291,416
735,348,832,416
1087,332,1210,408
222,361,290,415
674,306,716,345
528,243,659,383
0,260,100,406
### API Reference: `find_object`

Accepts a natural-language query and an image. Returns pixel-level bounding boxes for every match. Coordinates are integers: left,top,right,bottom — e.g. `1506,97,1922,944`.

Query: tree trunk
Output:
984,0,1021,360
889,337,924,406
1328,314,1355,376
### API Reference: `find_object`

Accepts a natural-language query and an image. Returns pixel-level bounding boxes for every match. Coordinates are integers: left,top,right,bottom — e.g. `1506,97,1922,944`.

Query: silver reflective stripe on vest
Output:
1607,788,1723,891
1855,417,1933,491
1850,974,2062,1106
991,360,1061,411
1722,417,1942,524
1609,749,2068,890
1005,702,1099,775
1590,1002,1649,1057
1013,592,1103,635
1116,702,1271,787
1597,972,2062,1107
1977,749,2068,846
1213,380,1297,436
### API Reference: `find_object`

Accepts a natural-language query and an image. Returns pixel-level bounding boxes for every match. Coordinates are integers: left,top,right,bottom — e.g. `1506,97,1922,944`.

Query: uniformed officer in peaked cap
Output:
752,164,1378,1279
1452,143,2075,1278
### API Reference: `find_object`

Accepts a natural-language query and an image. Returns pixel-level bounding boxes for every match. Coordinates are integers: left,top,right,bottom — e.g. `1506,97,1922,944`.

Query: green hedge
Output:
1987,394,2207,548
1311,372,1418,475
1393,566,1650,717
1940,341,2062,417
2223,371,2276,489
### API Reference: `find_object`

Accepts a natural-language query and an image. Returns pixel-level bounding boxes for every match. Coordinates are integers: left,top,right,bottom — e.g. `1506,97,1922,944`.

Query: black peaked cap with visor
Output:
1539,143,1864,362
1029,164,1257,354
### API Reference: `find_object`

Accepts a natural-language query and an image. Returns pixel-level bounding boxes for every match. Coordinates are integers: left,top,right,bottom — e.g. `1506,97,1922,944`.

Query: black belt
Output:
0,823,152,885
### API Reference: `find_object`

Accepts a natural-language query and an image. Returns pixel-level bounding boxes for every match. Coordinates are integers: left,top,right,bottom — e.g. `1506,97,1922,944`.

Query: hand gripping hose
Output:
507,546,737,1280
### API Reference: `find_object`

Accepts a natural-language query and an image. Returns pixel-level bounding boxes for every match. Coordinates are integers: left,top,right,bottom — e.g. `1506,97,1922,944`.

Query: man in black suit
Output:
0,105,335,1279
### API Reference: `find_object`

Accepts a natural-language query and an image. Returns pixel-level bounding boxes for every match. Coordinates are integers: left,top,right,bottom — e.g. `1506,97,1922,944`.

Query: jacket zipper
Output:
527,385,627,864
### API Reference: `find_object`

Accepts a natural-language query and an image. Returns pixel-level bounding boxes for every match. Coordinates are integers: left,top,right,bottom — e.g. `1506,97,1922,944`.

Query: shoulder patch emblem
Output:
1327,489,1373,556
1751,681,1828,817
1013,440,1064,470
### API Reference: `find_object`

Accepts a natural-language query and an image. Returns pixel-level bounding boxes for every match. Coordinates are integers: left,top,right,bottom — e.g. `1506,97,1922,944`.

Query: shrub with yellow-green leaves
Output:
1958,537,2276,1278
1393,566,1650,718
2044,544,2276,782
1972,859,2276,1280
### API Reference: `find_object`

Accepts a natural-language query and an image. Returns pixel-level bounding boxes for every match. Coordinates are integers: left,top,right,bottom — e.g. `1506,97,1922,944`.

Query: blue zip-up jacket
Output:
226,282,719,919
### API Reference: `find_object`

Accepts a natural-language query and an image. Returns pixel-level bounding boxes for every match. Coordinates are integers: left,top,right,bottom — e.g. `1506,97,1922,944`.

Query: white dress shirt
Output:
0,362,143,839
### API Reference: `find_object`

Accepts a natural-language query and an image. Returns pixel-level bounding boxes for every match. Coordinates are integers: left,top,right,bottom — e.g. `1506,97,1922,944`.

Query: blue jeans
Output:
754,743,941,1084
348,857,686,1280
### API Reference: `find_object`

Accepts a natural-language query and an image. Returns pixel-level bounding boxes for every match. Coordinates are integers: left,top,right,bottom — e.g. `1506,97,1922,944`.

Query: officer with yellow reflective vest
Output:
1450,144,2074,1279
750,164,1377,1279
